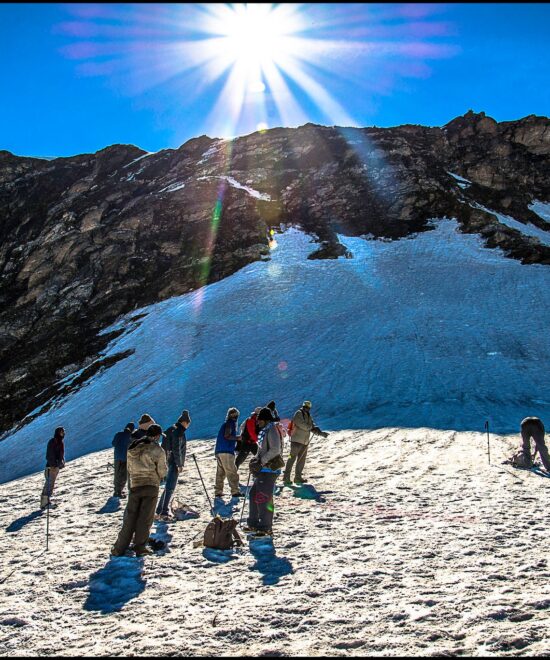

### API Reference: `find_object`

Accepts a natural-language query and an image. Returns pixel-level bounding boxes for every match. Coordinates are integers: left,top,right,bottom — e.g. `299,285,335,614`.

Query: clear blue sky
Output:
1,3,549,157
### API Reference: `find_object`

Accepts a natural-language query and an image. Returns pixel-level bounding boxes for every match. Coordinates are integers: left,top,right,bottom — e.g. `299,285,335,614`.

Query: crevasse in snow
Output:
1,220,549,483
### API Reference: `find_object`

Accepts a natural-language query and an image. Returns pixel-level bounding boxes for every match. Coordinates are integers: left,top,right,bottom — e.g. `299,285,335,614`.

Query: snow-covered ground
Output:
1,428,549,656
1,220,550,484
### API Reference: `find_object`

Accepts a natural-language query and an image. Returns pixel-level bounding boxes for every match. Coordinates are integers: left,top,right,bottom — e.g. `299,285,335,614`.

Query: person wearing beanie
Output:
243,407,285,537
266,400,280,422
111,424,167,557
40,427,66,510
131,413,155,438
235,406,262,469
214,407,242,499
156,410,192,520
283,400,328,486
111,422,135,497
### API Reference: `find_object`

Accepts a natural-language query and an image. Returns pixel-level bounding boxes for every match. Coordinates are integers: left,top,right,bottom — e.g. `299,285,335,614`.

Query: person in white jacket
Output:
283,400,328,485
243,407,284,536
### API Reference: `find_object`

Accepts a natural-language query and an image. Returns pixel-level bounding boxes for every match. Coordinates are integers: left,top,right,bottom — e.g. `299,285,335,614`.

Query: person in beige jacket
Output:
283,400,328,485
111,424,167,557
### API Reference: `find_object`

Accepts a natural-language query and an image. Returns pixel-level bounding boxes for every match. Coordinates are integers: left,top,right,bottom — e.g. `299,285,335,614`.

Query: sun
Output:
206,3,303,94
222,4,296,70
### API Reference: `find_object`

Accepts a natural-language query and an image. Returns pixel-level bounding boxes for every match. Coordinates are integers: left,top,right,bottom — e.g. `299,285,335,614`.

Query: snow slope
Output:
1,220,550,483
1,428,549,656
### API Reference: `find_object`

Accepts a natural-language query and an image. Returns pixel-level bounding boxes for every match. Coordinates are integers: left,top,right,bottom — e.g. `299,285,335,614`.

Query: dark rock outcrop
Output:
1,112,549,434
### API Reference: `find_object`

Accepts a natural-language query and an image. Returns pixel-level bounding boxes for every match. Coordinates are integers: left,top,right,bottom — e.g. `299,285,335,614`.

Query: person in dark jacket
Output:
112,422,135,497
214,407,242,498
156,410,191,519
520,416,550,471
266,400,280,422
235,406,261,469
40,427,66,509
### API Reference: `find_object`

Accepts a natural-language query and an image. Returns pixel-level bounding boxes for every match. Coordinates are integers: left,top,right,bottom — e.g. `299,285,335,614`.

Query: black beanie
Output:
267,400,276,410
147,424,162,438
257,407,274,422
179,410,191,424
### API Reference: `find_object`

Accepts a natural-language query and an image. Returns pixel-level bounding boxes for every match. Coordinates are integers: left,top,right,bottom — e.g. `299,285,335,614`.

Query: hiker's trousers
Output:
215,453,240,496
156,460,179,515
113,460,128,496
248,472,278,532
40,467,60,508
521,419,550,471
283,441,309,482
113,485,158,554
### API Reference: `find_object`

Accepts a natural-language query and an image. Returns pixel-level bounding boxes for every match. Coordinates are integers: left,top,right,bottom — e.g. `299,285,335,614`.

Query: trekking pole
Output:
239,472,252,526
485,420,491,465
46,468,50,552
192,454,214,517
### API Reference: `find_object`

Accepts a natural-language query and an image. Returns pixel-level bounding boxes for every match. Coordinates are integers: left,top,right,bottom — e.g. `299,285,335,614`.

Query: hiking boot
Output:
134,546,154,557
232,492,245,498
294,478,308,485
110,546,125,557
158,513,175,522
242,525,259,533
250,530,273,538
283,480,293,487
113,492,121,498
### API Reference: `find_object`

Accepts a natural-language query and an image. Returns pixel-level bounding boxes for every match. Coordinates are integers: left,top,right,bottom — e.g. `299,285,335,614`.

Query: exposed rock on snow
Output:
0,428,549,656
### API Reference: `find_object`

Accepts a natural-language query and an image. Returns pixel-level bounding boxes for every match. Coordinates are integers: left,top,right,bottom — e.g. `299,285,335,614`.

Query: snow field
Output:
1,428,549,656
1,220,550,484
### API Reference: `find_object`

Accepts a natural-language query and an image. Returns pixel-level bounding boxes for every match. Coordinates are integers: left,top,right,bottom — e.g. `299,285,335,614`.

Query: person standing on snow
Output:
111,424,167,557
283,400,328,486
214,407,243,499
243,407,285,536
40,427,66,510
132,413,156,441
156,410,191,520
266,400,280,422
235,406,261,469
112,422,135,498
520,417,550,471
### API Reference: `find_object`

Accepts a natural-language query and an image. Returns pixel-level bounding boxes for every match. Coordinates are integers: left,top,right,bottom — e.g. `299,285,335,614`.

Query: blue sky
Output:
1,3,549,157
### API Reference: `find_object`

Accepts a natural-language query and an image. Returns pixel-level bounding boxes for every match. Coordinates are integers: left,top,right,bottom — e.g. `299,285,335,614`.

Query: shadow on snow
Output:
5,509,43,533
84,557,146,614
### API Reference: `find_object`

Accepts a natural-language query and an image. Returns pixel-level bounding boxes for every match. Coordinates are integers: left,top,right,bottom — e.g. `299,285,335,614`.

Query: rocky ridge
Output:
0,111,549,434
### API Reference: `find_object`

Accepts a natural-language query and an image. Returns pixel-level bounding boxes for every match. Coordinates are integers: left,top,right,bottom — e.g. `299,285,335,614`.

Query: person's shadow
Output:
6,510,43,533
84,557,146,613
288,483,332,502
96,497,122,514
248,536,293,586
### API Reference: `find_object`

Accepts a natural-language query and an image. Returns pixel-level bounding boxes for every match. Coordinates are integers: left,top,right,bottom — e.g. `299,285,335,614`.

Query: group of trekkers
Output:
39,399,329,557
39,413,550,558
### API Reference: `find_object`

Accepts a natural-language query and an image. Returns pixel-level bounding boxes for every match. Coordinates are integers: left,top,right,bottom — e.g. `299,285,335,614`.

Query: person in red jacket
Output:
235,407,262,469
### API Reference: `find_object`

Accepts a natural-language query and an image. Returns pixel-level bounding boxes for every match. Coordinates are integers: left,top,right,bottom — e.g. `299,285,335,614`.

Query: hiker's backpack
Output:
203,516,243,550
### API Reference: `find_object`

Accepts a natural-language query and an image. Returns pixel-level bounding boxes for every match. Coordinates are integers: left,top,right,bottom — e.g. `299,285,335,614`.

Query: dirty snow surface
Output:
1,429,549,656
2,220,550,483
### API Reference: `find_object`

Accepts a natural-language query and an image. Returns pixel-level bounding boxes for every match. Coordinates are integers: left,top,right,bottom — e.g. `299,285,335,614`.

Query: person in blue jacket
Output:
214,407,243,499
112,422,135,497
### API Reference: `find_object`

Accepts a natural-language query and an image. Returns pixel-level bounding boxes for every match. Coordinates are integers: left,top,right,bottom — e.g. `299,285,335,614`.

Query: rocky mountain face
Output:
1,111,549,435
